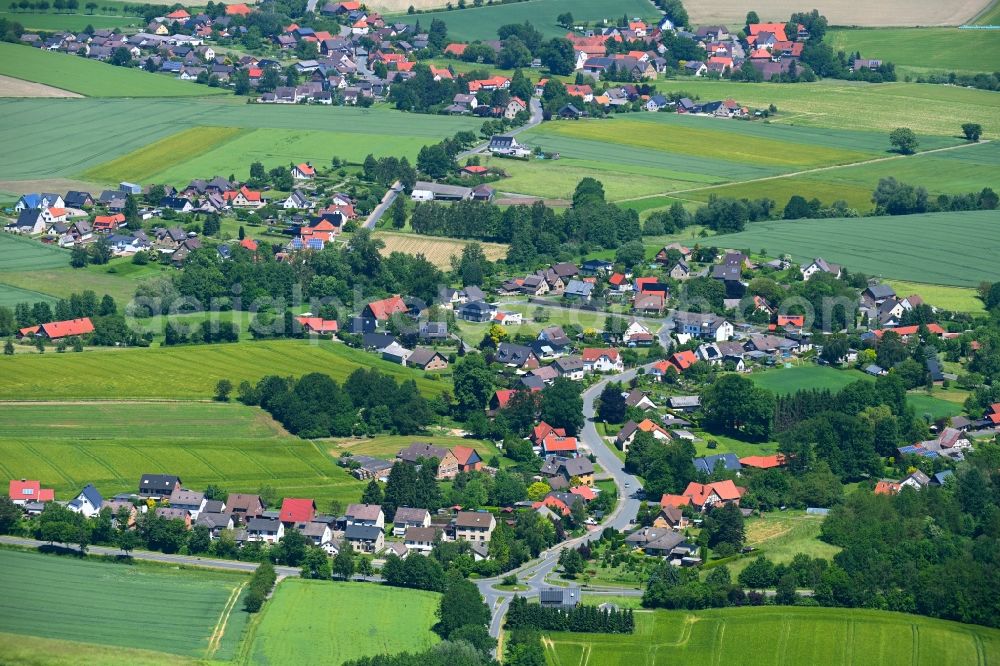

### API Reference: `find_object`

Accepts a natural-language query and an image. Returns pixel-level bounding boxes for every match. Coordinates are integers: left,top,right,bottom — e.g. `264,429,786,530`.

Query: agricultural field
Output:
0,42,228,97
0,632,197,666
0,549,250,661
375,230,508,268
975,0,1000,24
0,232,69,272
0,339,451,400
0,74,82,98
243,579,440,665
0,8,141,31
885,280,985,313
0,402,368,507
0,258,171,306
650,79,1000,136
543,606,1000,665
392,0,659,41
681,0,993,27
725,511,841,577
720,210,1000,286
0,97,480,187
827,27,1000,75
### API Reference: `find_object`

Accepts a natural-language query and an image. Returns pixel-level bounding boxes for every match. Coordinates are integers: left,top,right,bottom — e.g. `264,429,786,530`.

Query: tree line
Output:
505,595,635,633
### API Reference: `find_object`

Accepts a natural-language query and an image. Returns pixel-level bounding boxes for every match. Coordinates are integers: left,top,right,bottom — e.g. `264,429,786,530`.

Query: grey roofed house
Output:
463,285,486,302
68,483,103,513
397,442,449,464
529,365,560,382
345,523,383,541
932,470,954,485
362,332,396,350
644,531,693,556
746,334,798,354
64,190,93,207
139,474,181,497
412,180,472,201
553,355,585,376
196,512,233,533
394,507,430,525
558,457,594,478
624,526,673,547
459,300,495,323
203,499,225,514
156,507,190,522
693,453,741,475
248,516,282,532
419,321,448,339
863,283,896,302
926,350,944,382
551,262,579,279
540,587,579,608
407,348,447,370
405,526,442,544
668,395,700,410
625,389,655,409
344,455,394,480
521,375,545,390
346,503,383,523
538,326,571,347
564,280,594,299
495,342,536,367
454,511,495,528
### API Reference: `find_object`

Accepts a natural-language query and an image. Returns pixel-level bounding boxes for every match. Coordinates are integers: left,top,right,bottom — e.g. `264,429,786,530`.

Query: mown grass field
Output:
393,0,658,41
725,511,841,577
720,210,1000,286
0,281,57,307
0,402,367,507
543,606,1000,665
885,280,985,313
0,42,228,97
0,339,451,400
683,0,991,29
827,27,1000,75
0,97,481,184
0,9,140,31
375,231,508,268
0,259,171,306
0,631,196,666
0,549,250,660
976,0,1000,24
652,79,1000,136
244,579,440,665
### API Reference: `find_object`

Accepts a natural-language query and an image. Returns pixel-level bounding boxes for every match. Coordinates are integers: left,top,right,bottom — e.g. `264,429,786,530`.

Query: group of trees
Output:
238,368,435,438
243,560,277,612
872,177,997,216
505,595,635,633
363,460,443,520
625,430,697,498
164,319,239,345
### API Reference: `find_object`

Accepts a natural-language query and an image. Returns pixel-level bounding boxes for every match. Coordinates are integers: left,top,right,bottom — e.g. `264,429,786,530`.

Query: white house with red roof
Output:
661,480,745,512
226,186,264,209
363,294,408,323
581,348,623,373
279,497,316,525
295,316,338,334
541,433,578,457
9,479,54,505
292,163,316,180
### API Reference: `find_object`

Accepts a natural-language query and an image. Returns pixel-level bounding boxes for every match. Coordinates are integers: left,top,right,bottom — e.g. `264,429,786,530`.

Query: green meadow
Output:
827,27,1000,75
393,0,658,41
246,580,440,664
0,339,451,400
0,401,367,507
720,210,1000,286
0,42,228,97
0,9,141,31
0,549,250,660
544,607,1000,665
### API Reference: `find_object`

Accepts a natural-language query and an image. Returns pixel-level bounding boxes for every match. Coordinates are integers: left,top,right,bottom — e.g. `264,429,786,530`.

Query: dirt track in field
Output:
0,74,82,98
684,0,991,27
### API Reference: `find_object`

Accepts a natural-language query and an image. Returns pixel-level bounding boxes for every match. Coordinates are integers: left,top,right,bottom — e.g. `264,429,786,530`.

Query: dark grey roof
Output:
248,517,281,531
693,453,741,474
139,474,180,492
346,524,382,540
496,342,535,366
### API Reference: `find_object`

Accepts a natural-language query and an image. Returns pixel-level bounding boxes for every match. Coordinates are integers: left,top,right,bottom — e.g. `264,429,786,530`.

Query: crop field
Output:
543,607,1000,665
0,281,58,307
0,232,70,272
0,42,227,97
393,0,659,41
0,631,196,666
0,73,82,98
976,0,1000,24
0,549,250,660
726,511,841,576
375,230,508,268
0,402,368,506
244,579,440,664
0,97,480,184
0,259,171,305
827,28,1000,75
682,0,992,27
720,210,1000,286
0,339,450,400
652,80,1000,136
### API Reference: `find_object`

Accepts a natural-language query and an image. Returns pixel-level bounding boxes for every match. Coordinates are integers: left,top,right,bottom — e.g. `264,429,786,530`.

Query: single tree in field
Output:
333,548,355,580
3,339,13,356
962,123,983,142
215,379,233,402
889,127,918,155
85,1,96,13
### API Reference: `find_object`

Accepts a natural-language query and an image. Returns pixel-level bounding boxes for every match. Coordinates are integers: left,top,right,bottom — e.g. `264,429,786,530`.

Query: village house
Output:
138,473,181,499
581,348,623,373
671,311,733,342
453,511,496,543
404,526,441,553
396,442,460,480
9,479,54,505
225,493,264,525
247,517,285,544
392,507,431,536
616,418,671,452
346,503,385,528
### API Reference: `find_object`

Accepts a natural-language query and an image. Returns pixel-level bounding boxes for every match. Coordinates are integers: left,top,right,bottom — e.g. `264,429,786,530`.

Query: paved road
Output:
474,364,651,638
0,535,301,576
458,97,544,159
364,180,402,229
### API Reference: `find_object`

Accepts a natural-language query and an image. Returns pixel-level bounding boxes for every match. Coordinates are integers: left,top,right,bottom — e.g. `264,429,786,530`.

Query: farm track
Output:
617,140,992,203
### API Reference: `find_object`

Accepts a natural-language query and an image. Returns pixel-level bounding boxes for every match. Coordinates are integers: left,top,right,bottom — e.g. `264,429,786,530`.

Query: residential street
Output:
458,97,543,159
364,179,402,229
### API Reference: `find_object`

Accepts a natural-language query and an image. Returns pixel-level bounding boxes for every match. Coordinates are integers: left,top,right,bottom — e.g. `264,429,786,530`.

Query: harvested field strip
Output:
375,231,508,267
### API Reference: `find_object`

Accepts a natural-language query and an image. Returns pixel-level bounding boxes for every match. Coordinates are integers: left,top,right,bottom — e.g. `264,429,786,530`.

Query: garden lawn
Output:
543,606,1000,665
392,0,659,41
0,549,250,660
750,365,872,395
724,511,841,577
0,339,450,400
0,402,367,507
245,579,440,664
0,42,228,97
827,27,1000,75
720,210,1000,286
884,281,985,313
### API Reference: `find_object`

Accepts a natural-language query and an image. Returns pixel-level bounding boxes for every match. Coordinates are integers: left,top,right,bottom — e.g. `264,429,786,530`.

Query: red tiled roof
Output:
668,350,697,371
582,347,619,362
637,418,670,439
248,67,263,78
570,485,596,501
451,445,479,466
874,480,901,496
608,273,626,286
739,454,786,469
540,495,571,516
36,317,95,339
295,162,315,176
683,480,744,507
430,66,453,79
565,84,593,97
366,295,407,320
165,9,190,19
532,421,566,444
874,323,944,338
444,43,467,56
9,479,54,502
660,493,692,508
493,389,517,409
226,3,252,15
462,165,488,174
240,237,259,251
748,23,788,41
296,316,338,333
543,434,578,453
777,315,804,327
280,498,315,523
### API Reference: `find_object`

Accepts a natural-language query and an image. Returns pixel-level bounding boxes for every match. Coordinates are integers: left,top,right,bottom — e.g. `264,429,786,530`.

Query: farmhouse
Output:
17,317,94,340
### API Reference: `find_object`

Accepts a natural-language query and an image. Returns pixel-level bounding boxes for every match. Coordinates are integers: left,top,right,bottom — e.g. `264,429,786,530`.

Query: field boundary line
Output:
712,620,725,666
973,630,987,666
185,448,228,478
236,450,280,480
616,139,992,203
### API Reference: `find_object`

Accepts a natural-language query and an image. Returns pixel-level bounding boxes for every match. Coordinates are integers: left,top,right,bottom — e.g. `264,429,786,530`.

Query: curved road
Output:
458,97,544,160
476,364,649,637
